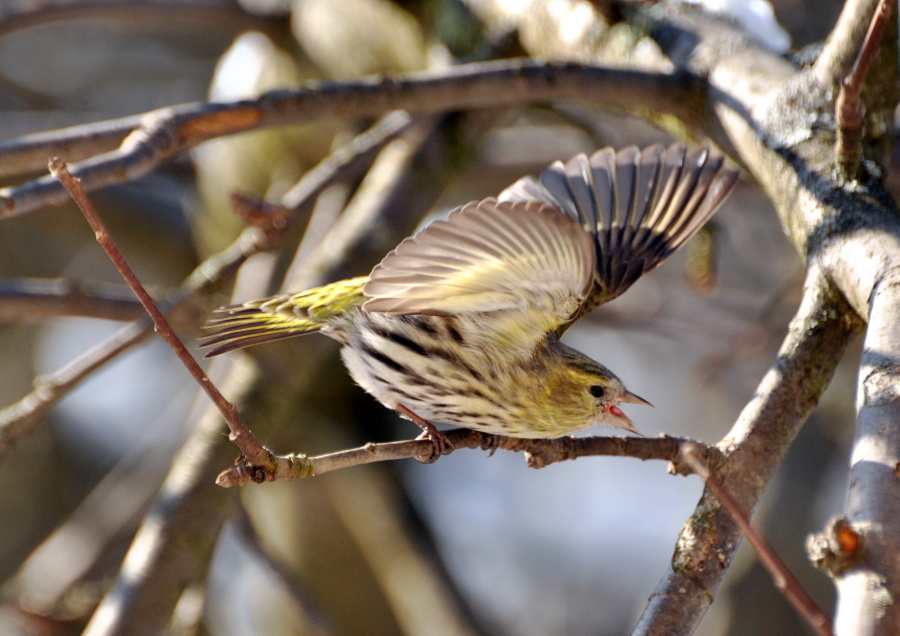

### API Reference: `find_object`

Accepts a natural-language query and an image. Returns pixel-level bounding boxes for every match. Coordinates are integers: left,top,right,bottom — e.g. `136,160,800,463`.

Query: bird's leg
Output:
396,403,452,461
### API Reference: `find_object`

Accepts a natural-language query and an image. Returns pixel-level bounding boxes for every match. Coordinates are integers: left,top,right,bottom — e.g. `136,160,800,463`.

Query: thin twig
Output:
216,432,717,487
48,158,272,469
0,110,406,461
835,0,895,177
680,443,834,636
0,277,145,321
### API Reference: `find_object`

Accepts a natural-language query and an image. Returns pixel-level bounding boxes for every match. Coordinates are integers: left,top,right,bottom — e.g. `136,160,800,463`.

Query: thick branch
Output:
836,268,900,635
634,270,862,635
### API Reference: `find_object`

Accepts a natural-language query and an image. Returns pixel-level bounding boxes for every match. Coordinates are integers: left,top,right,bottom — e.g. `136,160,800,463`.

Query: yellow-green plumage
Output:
203,277,368,353
201,144,738,438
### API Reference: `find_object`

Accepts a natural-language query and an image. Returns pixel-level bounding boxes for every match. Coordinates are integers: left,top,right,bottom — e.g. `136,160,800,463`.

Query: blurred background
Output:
0,0,864,634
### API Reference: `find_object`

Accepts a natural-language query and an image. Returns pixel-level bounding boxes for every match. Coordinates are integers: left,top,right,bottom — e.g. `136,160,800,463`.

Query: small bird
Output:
200,143,737,448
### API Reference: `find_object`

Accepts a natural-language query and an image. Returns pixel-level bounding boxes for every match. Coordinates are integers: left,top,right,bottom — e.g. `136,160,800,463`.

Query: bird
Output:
199,143,738,451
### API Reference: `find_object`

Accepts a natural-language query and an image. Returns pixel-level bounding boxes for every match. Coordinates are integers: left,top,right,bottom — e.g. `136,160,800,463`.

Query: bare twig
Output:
216,432,718,487
0,61,695,215
232,505,334,635
49,158,272,469
680,443,833,636
835,0,895,177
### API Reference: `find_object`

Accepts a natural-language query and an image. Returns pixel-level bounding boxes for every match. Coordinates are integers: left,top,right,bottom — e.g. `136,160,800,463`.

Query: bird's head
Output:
547,345,652,435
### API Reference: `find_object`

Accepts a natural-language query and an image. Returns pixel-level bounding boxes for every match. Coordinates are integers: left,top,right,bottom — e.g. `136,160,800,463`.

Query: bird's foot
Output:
396,404,452,463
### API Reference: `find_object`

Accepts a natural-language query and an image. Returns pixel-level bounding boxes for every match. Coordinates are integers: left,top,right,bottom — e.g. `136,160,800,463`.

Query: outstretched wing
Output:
500,143,739,322
363,199,595,358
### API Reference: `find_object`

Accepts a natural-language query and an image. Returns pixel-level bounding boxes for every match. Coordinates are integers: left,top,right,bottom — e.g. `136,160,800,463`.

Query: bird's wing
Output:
500,143,739,323
363,199,595,356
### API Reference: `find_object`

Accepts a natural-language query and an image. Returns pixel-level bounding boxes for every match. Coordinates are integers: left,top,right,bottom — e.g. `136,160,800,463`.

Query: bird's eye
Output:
589,385,605,398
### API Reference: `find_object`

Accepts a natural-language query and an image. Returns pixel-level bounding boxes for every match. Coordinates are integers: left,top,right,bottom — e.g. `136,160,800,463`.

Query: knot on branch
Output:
216,452,314,487
806,516,865,578
123,112,181,158
862,364,900,406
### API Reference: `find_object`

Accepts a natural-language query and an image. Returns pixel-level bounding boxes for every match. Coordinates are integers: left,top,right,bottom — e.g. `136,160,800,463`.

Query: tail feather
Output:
199,277,368,357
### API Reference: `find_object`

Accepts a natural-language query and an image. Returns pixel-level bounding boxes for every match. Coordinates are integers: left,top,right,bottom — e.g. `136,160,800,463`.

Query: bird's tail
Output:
199,276,368,356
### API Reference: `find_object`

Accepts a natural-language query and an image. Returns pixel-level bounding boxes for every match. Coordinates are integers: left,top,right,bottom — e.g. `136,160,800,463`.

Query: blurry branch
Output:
280,110,414,210
0,224,267,461
233,505,334,636
0,278,144,321
0,0,277,38
218,432,719,487
4,392,203,621
82,364,246,636
0,59,698,215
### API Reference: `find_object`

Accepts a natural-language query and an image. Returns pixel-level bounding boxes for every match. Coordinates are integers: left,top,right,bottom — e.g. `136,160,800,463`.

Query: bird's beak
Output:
605,390,652,436
620,390,653,407
608,407,641,435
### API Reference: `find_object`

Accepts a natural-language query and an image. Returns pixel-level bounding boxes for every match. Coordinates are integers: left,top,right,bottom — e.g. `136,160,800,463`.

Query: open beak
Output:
606,390,653,435
620,390,653,407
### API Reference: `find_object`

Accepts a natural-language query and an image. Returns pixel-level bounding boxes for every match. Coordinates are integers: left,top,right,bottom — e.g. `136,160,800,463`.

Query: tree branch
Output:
836,267,900,635
217,431,719,486
0,60,698,216
634,270,862,634
0,277,145,321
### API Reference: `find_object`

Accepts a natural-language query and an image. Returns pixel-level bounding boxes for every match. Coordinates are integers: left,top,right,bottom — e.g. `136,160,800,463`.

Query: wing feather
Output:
500,143,739,319
363,199,595,348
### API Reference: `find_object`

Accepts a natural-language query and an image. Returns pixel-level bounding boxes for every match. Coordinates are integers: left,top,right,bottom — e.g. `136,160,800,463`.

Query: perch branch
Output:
217,432,719,487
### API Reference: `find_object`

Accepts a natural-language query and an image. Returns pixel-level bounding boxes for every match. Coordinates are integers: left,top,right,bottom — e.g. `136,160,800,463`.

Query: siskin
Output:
200,144,738,448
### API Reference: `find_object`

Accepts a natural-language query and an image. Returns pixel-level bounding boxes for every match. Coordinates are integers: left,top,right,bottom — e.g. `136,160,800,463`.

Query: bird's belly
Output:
338,313,533,436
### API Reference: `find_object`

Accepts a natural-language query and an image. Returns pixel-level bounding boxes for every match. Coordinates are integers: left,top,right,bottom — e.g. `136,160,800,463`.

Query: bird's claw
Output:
396,403,453,463
415,428,452,463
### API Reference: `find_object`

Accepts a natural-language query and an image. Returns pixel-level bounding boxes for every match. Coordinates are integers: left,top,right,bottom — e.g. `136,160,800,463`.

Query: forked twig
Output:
835,0,895,177
680,443,833,636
